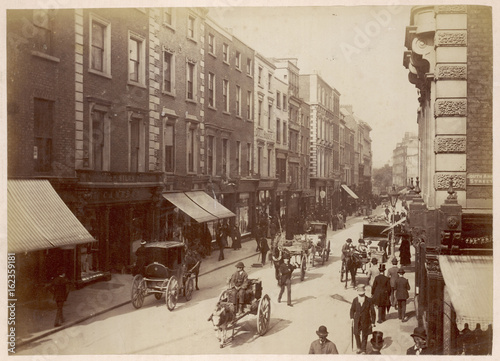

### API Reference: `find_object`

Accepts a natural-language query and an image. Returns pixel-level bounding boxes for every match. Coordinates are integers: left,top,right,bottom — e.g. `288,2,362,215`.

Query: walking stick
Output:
351,319,354,351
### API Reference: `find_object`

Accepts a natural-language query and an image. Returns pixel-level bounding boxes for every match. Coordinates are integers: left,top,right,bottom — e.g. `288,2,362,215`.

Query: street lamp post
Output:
389,185,400,260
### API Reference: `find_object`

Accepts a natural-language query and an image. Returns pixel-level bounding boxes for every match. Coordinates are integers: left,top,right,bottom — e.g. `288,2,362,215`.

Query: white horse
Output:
208,302,235,348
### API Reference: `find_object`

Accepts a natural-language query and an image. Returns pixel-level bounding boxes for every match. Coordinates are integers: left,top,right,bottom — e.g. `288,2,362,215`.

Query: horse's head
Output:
211,303,225,328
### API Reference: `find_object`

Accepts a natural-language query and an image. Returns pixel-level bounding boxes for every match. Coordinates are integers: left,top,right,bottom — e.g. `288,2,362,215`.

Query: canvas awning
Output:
162,192,218,223
8,179,96,253
341,184,359,199
439,255,493,331
381,217,407,233
185,191,235,220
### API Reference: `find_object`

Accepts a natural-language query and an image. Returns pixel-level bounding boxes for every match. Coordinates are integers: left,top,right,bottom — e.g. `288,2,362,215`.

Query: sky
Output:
209,5,419,168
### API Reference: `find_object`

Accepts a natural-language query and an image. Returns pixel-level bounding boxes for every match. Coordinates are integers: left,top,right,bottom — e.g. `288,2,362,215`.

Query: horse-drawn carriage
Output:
131,241,199,310
306,222,331,267
209,279,271,348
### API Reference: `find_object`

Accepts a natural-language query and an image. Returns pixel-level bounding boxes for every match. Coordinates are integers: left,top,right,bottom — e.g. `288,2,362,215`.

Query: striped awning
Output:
341,184,359,199
8,179,96,253
439,255,493,331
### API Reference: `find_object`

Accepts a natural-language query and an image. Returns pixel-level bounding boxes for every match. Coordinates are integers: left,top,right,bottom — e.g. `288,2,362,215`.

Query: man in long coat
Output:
350,285,376,354
371,264,391,323
395,267,411,322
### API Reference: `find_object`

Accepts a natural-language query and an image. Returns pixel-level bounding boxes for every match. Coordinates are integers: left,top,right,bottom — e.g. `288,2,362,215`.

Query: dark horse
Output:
343,251,363,289
185,249,202,290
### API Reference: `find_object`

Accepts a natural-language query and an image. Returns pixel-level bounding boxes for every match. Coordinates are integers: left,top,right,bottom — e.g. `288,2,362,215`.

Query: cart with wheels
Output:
305,222,331,267
209,278,271,348
131,241,193,310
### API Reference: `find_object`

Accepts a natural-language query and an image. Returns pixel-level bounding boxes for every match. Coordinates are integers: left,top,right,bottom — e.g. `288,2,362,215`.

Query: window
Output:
223,79,229,112
33,9,53,54
246,58,252,76
207,135,215,175
236,141,241,176
268,73,272,89
276,118,281,143
283,122,287,144
222,138,228,176
91,110,106,171
268,104,272,129
164,122,174,172
163,50,174,93
246,91,252,119
247,143,252,175
235,51,241,69
223,43,229,63
34,98,53,172
208,72,215,107
187,16,196,40
186,61,195,100
283,94,287,111
163,8,174,27
267,149,272,177
258,67,263,85
187,126,196,172
235,85,241,116
90,15,110,75
277,158,286,183
128,33,145,85
257,147,262,176
129,115,145,172
276,91,281,109
208,33,215,54
258,100,263,126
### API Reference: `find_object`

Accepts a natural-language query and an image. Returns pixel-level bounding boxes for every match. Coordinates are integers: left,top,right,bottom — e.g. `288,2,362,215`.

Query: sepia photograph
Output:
1,0,496,358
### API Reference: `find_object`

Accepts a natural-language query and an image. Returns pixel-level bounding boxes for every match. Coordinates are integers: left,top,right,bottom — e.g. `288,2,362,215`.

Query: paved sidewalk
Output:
15,238,260,349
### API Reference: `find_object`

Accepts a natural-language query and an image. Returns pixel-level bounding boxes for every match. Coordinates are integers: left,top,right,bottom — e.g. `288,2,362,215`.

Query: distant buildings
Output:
392,132,418,188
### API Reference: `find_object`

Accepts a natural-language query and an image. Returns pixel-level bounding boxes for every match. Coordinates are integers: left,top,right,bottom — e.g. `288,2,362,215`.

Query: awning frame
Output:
341,184,359,199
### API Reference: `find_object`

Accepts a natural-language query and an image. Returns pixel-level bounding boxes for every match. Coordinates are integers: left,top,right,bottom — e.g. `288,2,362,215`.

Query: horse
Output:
208,301,235,348
344,251,363,289
185,249,202,290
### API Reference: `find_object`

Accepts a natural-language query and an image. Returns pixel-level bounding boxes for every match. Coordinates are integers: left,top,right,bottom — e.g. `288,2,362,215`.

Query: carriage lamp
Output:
389,185,399,261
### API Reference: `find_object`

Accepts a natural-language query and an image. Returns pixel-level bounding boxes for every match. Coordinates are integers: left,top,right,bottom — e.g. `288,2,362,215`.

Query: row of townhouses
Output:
6,7,372,298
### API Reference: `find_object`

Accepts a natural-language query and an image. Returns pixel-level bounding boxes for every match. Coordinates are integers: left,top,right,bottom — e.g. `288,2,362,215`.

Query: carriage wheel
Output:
131,275,146,309
321,249,326,265
257,294,271,336
166,276,179,311
326,241,331,261
300,254,307,281
185,277,194,301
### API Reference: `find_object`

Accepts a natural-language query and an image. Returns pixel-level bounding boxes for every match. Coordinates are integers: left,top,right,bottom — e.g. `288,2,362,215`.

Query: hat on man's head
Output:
358,238,365,243
346,238,352,243
379,264,386,272
371,331,384,347
140,240,147,245
316,325,328,337
235,262,245,268
357,285,366,295
392,257,398,265
411,327,427,340
398,267,406,274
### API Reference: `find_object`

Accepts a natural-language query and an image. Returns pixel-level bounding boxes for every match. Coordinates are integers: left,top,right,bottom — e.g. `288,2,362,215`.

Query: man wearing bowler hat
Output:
229,262,248,314
407,327,432,355
350,284,376,354
369,331,384,354
395,267,410,322
309,325,339,354
134,240,147,276
278,255,298,306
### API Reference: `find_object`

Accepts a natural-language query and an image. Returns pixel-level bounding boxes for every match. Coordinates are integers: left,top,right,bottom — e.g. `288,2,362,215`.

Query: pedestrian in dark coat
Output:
399,235,411,266
231,224,241,250
260,237,269,265
395,267,410,321
407,327,433,355
216,222,225,261
50,268,70,327
371,264,391,323
278,256,297,306
369,331,384,354
134,240,147,276
350,285,376,354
